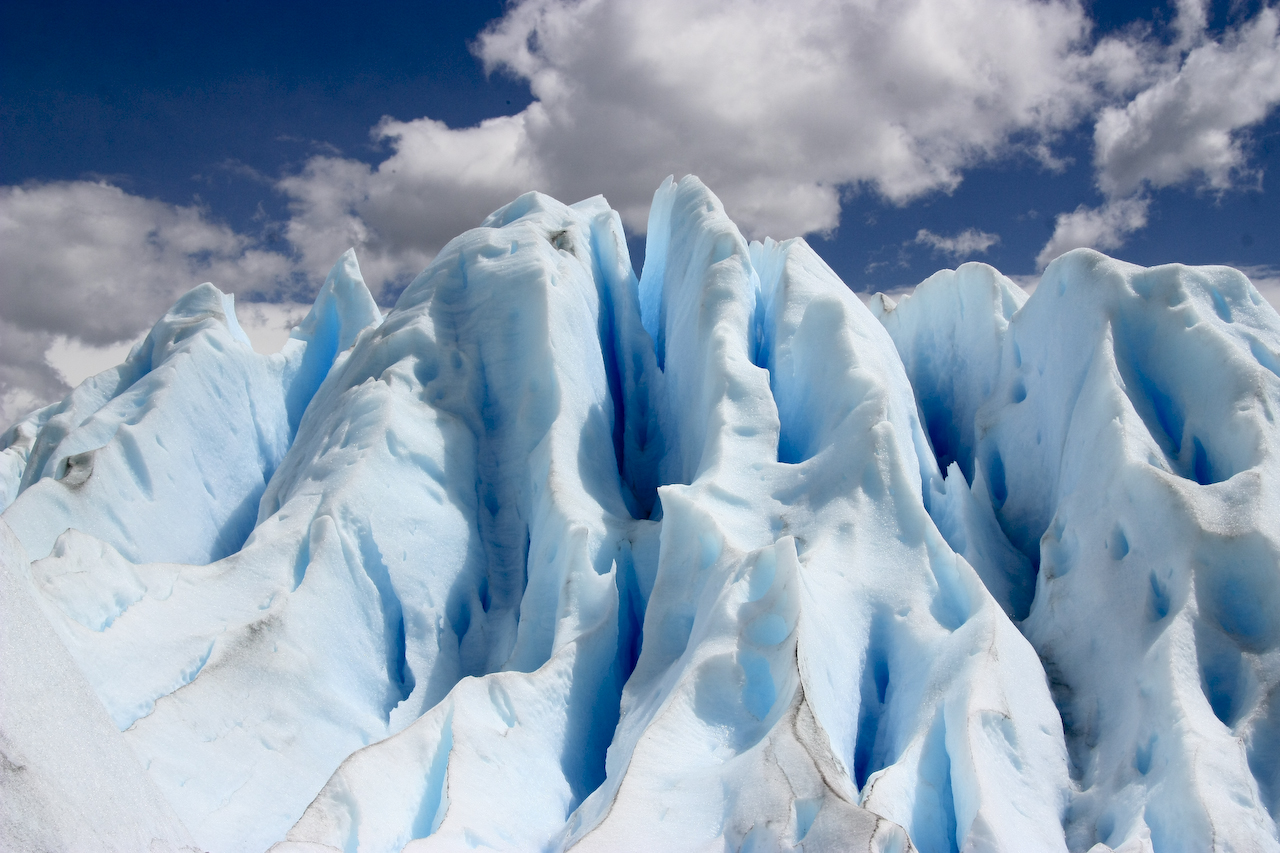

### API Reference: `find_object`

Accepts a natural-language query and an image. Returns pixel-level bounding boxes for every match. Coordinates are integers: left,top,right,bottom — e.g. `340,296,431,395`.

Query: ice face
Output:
2,178,1278,853
882,251,1280,851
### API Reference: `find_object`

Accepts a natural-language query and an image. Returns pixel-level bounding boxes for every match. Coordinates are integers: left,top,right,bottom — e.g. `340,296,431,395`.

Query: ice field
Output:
3,176,1279,852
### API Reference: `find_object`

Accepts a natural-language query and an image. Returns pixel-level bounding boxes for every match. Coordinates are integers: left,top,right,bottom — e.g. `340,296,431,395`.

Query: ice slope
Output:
0,254,384,851
0,252,380,562
877,254,1280,852
0,521,196,853
1,175,1278,853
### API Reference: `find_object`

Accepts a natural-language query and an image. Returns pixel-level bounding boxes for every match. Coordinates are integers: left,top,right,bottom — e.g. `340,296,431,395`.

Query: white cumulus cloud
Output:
1034,195,1157,268
914,228,1000,259
279,0,1136,293
1035,196,1150,270
1038,5,1280,267
1093,7,1280,198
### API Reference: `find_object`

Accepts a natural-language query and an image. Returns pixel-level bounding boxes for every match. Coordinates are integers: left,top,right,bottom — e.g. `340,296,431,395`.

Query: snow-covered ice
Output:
878,252,1280,850
2,176,1278,852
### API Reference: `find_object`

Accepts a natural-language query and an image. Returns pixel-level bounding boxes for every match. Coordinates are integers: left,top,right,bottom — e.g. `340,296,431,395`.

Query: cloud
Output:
279,0,1138,292
0,180,296,424
914,228,1000,259
0,181,296,344
0,318,69,429
1036,196,1149,269
1037,5,1280,265
1093,8,1280,198
476,0,1115,215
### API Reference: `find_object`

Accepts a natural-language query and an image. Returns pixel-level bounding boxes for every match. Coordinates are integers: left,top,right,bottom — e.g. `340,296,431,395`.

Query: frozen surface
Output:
879,252,1280,852
0,520,196,853
2,177,1279,853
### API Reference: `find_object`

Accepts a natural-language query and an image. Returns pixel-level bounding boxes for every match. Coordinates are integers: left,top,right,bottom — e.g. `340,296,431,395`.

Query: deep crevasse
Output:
0,177,1278,853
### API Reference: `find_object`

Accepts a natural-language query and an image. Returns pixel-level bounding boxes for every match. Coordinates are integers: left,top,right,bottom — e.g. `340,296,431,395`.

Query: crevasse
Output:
2,177,1279,853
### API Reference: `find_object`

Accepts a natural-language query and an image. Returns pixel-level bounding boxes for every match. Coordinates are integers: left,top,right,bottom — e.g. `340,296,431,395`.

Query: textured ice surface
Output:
2,178,1279,853
879,252,1280,851
0,521,196,853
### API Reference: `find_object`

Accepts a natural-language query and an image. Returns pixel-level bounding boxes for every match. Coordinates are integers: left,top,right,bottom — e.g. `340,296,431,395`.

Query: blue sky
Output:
2,0,1279,420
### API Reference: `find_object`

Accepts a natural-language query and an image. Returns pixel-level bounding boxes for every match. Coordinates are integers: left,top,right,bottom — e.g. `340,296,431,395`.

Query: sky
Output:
2,0,1279,424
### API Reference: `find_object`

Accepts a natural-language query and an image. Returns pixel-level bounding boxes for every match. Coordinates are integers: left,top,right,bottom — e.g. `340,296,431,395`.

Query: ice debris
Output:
2,177,1279,853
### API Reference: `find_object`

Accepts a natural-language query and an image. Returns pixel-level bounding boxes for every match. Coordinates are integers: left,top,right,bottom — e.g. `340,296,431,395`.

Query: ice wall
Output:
2,177,1278,853
879,252,1280,851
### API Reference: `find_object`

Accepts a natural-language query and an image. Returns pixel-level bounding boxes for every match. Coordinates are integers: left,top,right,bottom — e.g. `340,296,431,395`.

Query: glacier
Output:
1,176,1278,853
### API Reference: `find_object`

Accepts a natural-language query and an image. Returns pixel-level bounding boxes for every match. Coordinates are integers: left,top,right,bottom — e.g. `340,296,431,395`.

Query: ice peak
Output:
291,247,381,352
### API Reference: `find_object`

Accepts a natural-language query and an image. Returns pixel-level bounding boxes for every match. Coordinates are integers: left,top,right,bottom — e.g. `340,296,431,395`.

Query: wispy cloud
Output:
914,228,1000,259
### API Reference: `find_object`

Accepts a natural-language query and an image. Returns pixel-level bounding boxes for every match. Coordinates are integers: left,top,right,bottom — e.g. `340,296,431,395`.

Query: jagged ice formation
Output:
2,177,1279,853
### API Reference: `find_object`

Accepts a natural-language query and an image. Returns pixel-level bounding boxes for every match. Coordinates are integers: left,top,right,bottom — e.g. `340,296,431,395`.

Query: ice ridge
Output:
1,177,1279,853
